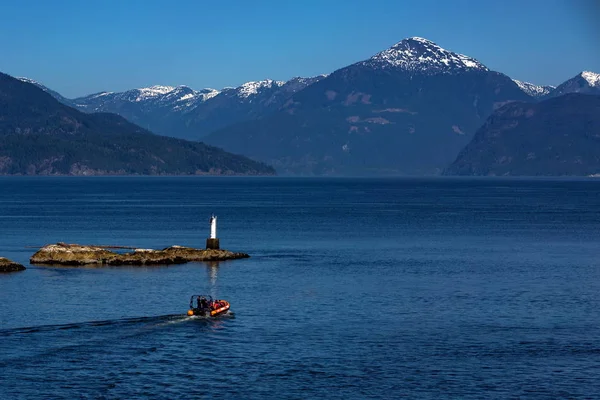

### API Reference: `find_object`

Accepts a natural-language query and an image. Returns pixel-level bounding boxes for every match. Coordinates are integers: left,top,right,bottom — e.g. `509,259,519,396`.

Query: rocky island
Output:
0,257,26,272
30,243,249,266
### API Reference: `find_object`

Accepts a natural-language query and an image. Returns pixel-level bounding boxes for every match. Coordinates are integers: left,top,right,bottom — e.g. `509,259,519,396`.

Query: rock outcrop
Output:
0,257,26,272
30,243,249,266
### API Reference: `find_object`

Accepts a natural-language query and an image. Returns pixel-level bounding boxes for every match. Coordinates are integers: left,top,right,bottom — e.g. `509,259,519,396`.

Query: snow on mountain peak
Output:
172,87,220,104
17,77,52,92
366,37,488,73
512,79,555,98
165,87,220,110
145,85,176,93
17,77,39,85
90,91,114,98
177,93,196,101
237,79,285,98
581,71,600,87
135,85,176,101
199,88,220,101
406,36,435,44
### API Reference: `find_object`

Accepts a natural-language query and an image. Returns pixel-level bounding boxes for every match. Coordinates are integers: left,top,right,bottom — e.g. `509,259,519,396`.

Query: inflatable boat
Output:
187,295,230,317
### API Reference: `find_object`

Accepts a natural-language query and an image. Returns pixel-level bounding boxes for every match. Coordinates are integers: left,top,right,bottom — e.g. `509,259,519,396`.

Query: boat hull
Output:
188,300,230,317
210,301,230,316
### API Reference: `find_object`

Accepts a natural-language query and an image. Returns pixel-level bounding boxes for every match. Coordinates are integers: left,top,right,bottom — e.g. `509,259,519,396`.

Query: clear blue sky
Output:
1,0,598,98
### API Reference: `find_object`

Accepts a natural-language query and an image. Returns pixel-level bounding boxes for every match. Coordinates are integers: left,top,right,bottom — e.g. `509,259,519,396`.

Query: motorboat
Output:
187,294,230,317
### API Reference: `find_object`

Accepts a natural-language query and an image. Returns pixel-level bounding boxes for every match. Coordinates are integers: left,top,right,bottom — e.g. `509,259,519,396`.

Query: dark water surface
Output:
1,177,600,399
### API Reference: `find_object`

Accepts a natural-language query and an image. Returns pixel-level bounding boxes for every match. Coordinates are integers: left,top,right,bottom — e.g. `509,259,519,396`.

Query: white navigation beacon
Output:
206,214,220,249
210,214,217,239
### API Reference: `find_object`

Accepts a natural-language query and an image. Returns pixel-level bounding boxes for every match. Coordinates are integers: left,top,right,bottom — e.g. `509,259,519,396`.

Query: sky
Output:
1,0,598,98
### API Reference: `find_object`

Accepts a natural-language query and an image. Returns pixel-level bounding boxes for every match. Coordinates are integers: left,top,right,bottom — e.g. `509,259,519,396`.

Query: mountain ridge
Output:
363,37,488,73
444,93,600,176
512,80,555,98
545,71,600,99
14,37,600,176
203,37,533,175
2,73,275,176
20,74,326,140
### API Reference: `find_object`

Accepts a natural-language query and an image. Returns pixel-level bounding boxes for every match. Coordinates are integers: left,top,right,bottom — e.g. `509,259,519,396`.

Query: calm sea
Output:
1,177,600,399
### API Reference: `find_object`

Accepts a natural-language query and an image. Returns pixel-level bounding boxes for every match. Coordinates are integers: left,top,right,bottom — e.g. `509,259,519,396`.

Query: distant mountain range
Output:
444,93,600,176
511,80,555,98
21,76,326,141
0,73,275,176
14,37,600,176
205,37,532,175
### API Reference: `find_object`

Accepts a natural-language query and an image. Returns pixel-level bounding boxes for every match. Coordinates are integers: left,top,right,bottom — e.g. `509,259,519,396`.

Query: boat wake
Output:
0,314,192,337
0,310,236,339
0,312,237,371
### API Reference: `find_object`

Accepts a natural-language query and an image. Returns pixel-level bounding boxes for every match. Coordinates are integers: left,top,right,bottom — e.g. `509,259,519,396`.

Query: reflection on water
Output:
204,261,220,298
205,261,220,287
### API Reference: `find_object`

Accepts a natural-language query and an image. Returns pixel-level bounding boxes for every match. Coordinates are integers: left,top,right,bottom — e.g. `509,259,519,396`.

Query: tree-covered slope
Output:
445,94,600,176
0,73,275,175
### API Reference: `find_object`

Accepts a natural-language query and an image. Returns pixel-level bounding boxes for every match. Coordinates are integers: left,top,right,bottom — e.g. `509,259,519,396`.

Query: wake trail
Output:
0,314,187,337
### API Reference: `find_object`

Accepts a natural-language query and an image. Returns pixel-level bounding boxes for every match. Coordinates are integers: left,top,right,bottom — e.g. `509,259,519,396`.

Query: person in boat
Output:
198,297,209,310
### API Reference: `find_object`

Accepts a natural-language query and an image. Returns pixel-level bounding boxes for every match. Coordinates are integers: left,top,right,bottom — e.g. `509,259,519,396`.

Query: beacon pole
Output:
206,214,220,250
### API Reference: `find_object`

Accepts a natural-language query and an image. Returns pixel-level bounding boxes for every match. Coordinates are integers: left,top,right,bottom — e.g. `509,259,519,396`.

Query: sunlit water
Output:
1,177,600,399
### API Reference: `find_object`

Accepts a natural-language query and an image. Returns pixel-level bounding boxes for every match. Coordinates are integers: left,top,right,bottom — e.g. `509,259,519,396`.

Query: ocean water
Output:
1,177,600,399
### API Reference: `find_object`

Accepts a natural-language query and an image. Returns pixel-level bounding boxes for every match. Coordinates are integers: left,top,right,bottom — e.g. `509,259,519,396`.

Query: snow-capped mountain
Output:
181,75,326,136
72,85,220,113
546,71,600,98
10,36,598,176
14,36,531,175
213,77,325,106
582,71,600,87
205,37,531,175
56,75,324,139
232,79,285,98
512,80,555,98
362,37,488,74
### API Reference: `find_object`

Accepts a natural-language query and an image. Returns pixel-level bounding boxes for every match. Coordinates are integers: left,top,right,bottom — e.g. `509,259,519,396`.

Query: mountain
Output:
204,37,532,175
74,85,220,113
72,85,220,115
512,79,554,98
0,72,275,176
510,72,600,100
17,77,73,105
69,84,220,139
444,93,600,176
180,76,325,137
361,36,488,73
546,71,600,98
30,76,324,141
